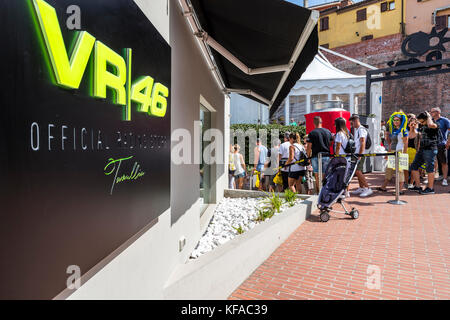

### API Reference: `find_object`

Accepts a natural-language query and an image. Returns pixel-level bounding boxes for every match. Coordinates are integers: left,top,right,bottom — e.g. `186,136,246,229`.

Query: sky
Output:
285,0,363,7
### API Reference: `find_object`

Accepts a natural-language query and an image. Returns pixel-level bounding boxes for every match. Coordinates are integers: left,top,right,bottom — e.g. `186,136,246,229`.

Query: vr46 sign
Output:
33,0,169,121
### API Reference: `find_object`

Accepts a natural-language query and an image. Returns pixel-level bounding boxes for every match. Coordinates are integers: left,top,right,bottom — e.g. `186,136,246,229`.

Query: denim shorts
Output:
410,149,438,173
234,172,245,179
311,156,330,173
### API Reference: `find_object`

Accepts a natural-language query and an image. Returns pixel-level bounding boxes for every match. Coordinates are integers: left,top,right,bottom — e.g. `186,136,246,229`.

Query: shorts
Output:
264,175,275,186
311,157,330,174
356,156,366,171
256,164,265,172
410,149,438,173
385,168,405,182
407,147,416,166
288,170,306,180
234,172,245,179
437,145,448,165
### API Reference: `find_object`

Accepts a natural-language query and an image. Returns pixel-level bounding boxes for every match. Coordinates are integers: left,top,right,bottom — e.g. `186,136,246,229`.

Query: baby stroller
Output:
317,156,360,222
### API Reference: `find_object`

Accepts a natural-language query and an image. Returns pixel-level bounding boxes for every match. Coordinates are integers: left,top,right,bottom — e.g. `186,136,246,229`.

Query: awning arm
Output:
225,89,271,105
270,10,320,106
319,46,378,70
198,32,291,75
179,0,227,91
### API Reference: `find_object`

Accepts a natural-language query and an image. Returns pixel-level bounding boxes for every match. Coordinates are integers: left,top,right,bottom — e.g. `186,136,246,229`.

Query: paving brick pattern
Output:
229,173,450,300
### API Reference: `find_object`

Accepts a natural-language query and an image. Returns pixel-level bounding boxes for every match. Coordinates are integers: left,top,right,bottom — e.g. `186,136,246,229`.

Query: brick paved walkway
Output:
229,173,450,300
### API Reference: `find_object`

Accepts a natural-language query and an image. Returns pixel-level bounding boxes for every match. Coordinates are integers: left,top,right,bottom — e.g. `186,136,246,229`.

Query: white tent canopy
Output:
279,54,382,127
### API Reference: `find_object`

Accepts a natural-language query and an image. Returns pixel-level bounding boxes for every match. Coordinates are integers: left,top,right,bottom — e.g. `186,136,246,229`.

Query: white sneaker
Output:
352,187,365,194
360,188,373,197
345,191,351,198
443,179,448,186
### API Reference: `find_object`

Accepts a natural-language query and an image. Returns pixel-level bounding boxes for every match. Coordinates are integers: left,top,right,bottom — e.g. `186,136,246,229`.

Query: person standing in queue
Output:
306,116,332,194
334,117,351,197
285,133,307,193
349,114,373,197
430,107,450,186
377,112,408,194
233,144,246,189
254,138,268,191
409,111,441,194
279,132,291,191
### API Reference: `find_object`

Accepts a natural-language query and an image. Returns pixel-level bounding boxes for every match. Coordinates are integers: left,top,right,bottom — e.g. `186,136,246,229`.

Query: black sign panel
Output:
0,0,171,299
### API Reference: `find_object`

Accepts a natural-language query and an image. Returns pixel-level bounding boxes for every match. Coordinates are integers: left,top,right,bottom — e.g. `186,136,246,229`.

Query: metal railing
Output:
317,151,406,205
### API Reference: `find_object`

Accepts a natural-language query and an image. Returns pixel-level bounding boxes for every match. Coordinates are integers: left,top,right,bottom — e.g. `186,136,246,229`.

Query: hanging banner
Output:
0,0,171,299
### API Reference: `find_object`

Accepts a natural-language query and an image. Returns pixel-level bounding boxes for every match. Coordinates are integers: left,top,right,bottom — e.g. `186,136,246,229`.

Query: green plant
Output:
284,189,297,207
255,206,275,222
264,192,283,213
232,225,245,234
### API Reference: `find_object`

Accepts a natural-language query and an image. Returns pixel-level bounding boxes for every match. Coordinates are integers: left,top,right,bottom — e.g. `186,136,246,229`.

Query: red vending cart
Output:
305,108,351,134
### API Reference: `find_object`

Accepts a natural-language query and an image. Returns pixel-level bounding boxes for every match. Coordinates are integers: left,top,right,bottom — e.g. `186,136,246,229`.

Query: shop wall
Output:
68,0,226,299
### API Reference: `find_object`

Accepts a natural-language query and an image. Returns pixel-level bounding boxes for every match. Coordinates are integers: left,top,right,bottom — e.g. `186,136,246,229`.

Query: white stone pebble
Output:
190,196,300,259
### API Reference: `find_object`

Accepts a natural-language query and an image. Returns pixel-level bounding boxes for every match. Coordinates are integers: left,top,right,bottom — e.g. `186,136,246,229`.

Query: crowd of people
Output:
229,107,450,196
379,107,450,194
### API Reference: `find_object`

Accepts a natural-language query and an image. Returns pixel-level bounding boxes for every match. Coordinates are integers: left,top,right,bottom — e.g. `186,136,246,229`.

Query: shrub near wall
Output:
230,124,306,165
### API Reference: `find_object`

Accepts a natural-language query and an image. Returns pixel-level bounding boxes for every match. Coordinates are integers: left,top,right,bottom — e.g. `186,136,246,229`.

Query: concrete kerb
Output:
163,192,318,300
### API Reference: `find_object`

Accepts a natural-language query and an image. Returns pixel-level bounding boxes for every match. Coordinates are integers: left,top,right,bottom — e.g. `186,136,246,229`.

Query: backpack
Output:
353,126,372,151
344,133,356,154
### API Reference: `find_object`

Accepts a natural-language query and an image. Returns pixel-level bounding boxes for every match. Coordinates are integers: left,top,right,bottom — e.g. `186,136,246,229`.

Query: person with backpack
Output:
377,112,409,194
279,132,291,191
306,116,333,194
409,111,441,194
334,117,353,197
349,114,373,197
285,132,307,193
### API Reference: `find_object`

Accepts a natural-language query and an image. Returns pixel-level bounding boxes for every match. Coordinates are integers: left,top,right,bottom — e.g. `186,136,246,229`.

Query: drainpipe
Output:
401,0,405,36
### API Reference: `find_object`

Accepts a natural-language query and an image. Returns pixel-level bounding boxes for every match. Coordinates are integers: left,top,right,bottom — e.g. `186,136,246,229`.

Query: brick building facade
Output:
322,32,450,121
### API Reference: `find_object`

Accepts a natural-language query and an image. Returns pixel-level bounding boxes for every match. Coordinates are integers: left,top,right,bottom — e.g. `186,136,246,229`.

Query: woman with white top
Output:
334,117,349,155
285,132,306,193
233,144,247,189
334,117,350,197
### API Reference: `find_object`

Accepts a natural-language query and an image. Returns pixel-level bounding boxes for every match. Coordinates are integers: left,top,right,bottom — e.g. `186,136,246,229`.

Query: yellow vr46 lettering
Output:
93,41,127,106
32,0,169,120
33,0,95,89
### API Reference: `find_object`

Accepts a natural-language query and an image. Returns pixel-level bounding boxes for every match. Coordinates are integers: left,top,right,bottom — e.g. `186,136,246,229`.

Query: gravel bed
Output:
190,196,301,259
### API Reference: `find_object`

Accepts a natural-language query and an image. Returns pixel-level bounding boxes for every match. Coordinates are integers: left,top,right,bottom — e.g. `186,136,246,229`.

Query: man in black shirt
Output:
306,116,333,193
409,111,440,194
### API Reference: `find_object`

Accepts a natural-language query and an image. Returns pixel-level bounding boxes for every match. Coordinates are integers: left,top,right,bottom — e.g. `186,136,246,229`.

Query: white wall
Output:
230,93,270,124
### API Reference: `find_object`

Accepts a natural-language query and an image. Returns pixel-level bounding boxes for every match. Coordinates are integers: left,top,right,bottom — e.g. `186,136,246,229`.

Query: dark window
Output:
361,35,373,41
436,15,447,30
320,17,329,31
321,43,329,49
381,2,388,12
356,8,367,22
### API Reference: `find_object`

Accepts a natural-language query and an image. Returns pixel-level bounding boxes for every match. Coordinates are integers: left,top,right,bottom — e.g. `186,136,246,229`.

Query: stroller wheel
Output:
319,212,330,222
350,209,359,219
